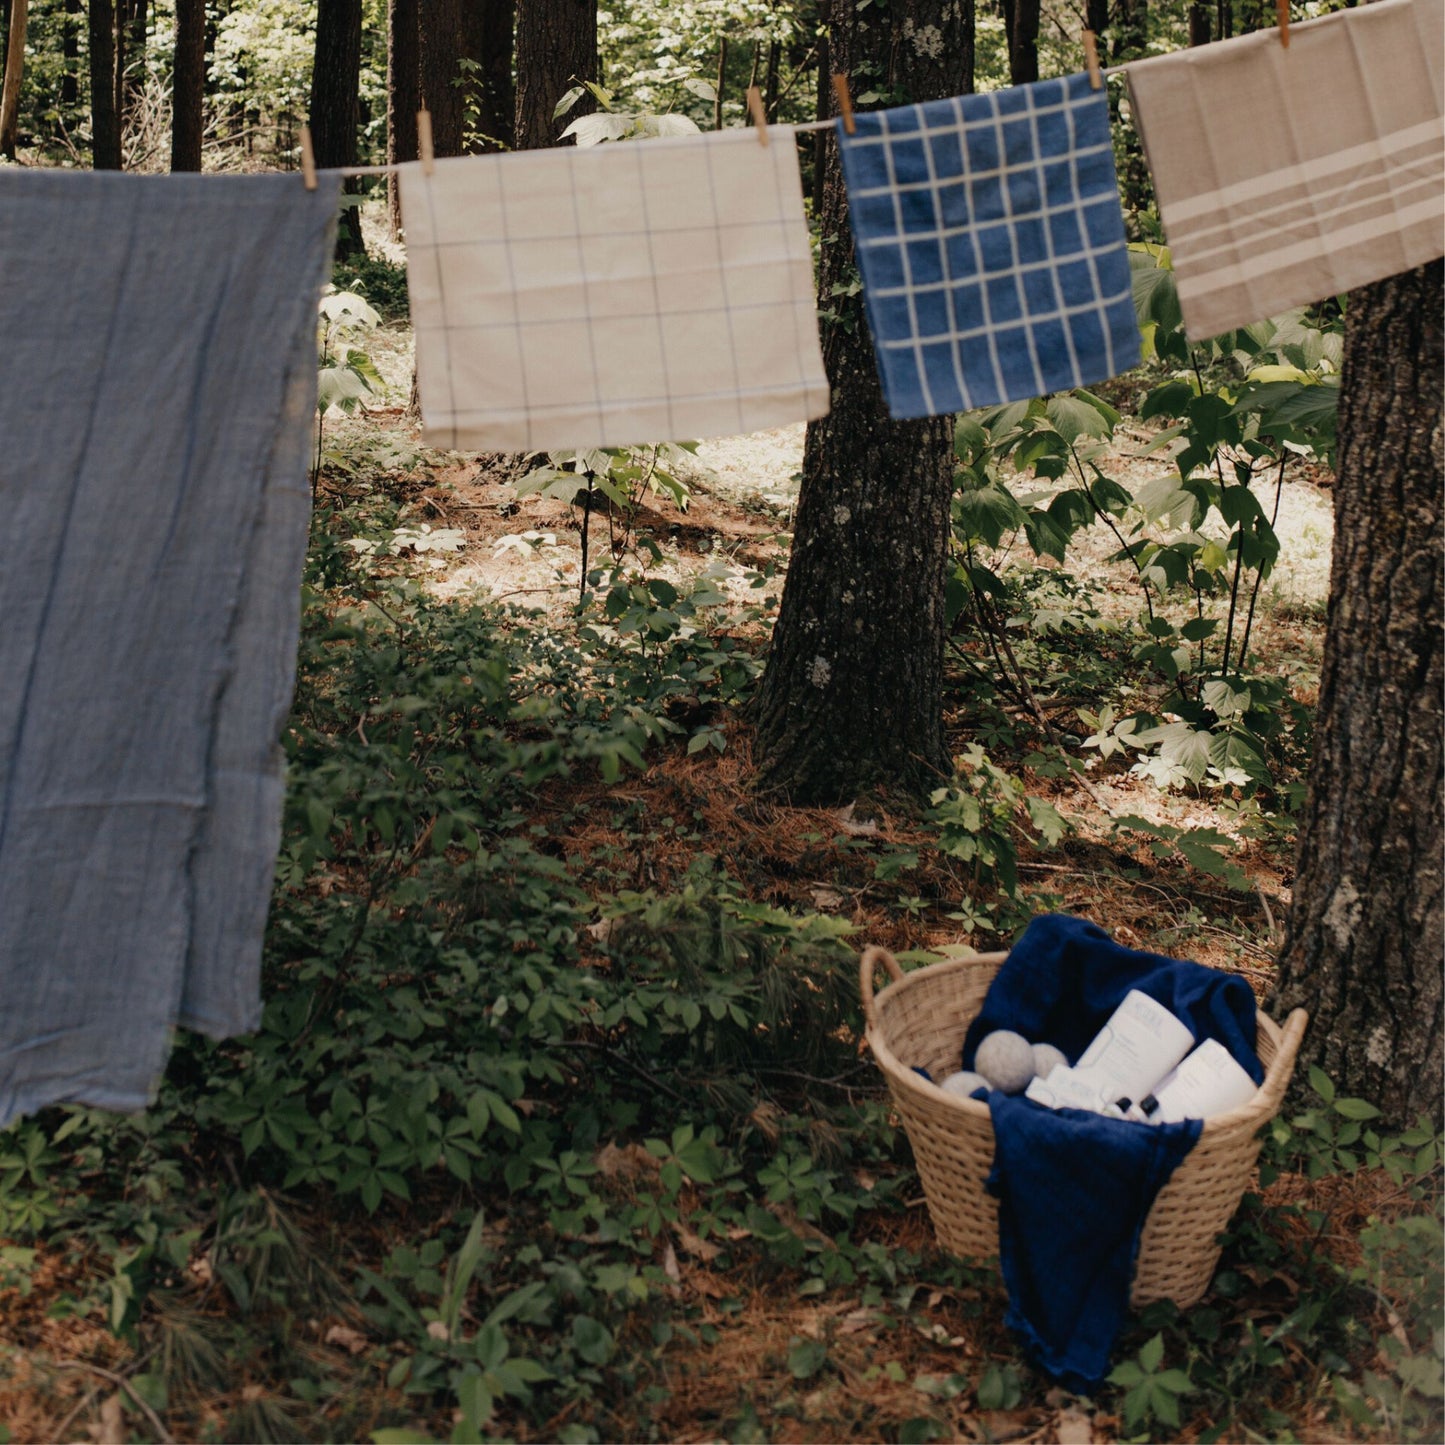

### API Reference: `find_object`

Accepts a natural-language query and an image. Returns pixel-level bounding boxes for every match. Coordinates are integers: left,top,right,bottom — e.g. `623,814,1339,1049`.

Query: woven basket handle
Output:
1260,1006,1310,1103
859,945,904,1030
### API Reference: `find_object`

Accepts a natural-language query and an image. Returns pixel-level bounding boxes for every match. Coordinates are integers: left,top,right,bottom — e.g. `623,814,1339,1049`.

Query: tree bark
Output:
89,0,121,169
1270,259,1444,1130
170,0,205,172
310,0,365,257
1188,4,1211,46
419,0,466,156
513,0,596,150
118,0,145,114
463,0,514,152
750,0,973,803
0,0,25,159
1008,0,1040,87
387,0,421,238
62,0,81,107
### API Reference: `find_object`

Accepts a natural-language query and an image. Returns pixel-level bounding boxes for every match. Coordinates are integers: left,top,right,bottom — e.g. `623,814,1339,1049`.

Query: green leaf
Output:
1046,391,1118,444
1130,246,1183,340
787,1337,829,1379
455,1371,495,1429
1333,1097,1382,1121
571,1315,614,1365
552,85,587,121
1139,1332,1166,1374
1309,1066,1336,1105
1026,796,1068,846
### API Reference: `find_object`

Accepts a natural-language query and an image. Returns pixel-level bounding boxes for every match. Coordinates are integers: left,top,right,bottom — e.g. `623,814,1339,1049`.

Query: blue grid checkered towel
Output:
838,73,1140,418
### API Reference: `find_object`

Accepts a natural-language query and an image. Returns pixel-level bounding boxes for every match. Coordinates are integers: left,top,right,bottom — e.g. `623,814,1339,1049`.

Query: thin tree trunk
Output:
1009,0,1040,86
513,0,597,149
311,0,365,257
811,15,827,214
387,0,420,238
419,0,466,156
714,34,726,130
63,0,81,107
1271,259,1444,1129
89,0,121,169
464,0,514,152
750,0,973,803
171,0,205,171
1188,3,1211,45
122,0,146,113
0,0,25,159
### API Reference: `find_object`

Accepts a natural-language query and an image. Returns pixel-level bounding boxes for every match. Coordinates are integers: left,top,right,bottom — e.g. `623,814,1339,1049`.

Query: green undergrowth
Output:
0,495,1438,1445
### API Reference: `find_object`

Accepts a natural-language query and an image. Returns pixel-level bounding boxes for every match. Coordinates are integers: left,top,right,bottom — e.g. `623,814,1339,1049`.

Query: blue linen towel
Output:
837,74,1141,418
962,913,1261,1391
0,170,340,1125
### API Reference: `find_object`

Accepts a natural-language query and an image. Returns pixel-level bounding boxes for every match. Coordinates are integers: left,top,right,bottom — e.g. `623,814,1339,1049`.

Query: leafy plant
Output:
1108,1331,1195,1434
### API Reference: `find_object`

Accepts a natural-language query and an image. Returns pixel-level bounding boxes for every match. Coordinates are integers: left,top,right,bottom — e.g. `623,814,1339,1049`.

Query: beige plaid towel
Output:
1127,0,1444,340
399,130,829,451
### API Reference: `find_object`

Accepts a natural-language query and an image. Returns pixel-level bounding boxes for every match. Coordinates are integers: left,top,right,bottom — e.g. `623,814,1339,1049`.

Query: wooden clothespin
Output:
746,85,769,146
418,109,435,175
831,73,857,135
1277,1,1290,48
299,124,317,190
1082,31,1103,91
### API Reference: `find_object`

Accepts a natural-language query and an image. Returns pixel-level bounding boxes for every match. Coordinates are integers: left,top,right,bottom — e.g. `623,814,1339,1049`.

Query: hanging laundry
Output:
0,170,340,1126
1127,0,1445,341
398,130,830,451
837,74,1140,418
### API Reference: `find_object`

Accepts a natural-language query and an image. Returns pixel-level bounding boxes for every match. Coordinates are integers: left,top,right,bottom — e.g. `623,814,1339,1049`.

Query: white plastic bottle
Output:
1072,989,1196,1110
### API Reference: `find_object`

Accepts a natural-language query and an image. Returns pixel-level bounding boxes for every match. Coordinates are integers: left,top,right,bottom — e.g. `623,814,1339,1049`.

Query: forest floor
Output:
3,286,1439,1445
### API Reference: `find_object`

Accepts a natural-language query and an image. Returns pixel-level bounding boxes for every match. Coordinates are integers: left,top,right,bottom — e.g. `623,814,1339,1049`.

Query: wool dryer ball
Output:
1032,1043,1068,1080
974,1030,1036,1094
940,1069,989,1100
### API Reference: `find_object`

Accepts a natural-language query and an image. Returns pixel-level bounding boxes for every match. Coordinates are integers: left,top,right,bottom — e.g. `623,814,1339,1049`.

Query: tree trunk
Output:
63,0,81,107
387,0,421,238
464,0,514,152
513,0,596,149
1188,3,1211,46
750,0,973,803
811,14,828,214
89,0,121,169
0,0,25,159
1270,259,1444,1130
1009,0,1040,86
119,0,145,114
1085,0,1109,36
310,0,365,258
170,0,205,171
419,0,466,156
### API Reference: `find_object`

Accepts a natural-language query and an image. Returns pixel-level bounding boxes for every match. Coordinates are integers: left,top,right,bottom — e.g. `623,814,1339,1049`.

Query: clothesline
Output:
331,68,1130,177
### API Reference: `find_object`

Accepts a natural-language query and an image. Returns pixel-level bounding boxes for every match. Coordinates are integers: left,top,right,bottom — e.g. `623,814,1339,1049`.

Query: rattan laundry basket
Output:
861,945,1308,1309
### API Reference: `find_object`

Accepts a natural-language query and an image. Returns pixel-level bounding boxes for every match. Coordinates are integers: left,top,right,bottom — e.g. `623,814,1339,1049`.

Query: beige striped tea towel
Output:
398,129,830,451
1127,0,1444,340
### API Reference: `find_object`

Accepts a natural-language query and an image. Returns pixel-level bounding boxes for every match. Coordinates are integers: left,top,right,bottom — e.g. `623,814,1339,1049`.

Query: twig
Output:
53,1361,175,1444
52,1385,99,1443
549,1039,689,1104
1256,884,1280,945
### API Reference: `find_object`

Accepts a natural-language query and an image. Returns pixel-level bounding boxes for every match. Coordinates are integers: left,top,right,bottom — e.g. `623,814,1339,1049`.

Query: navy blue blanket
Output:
962,914,1260,1392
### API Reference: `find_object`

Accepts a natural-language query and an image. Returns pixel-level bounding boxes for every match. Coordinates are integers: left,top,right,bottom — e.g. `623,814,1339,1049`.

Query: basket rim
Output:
863,948,1305,1133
